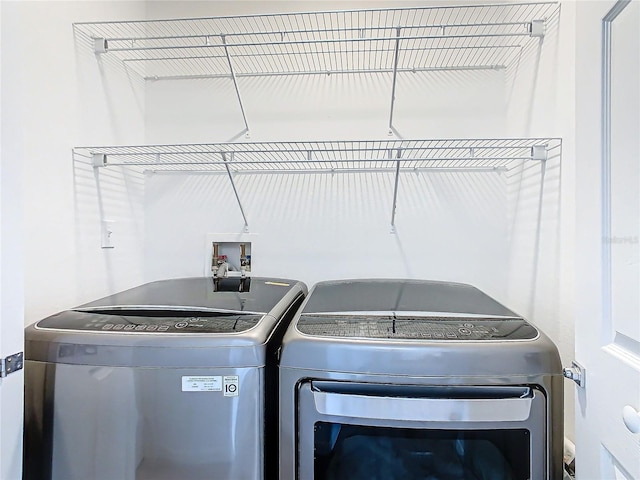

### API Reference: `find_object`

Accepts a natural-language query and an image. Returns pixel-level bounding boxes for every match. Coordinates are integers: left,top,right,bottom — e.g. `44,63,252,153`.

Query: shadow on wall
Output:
73,25,145,145
505,3,562,136
505,142,562,333
144,67,508,144
72,151,146,304
142,168,510,295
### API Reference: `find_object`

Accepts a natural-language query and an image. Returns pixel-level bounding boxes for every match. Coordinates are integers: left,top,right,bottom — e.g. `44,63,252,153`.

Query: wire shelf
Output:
74,3,560,80
74,138,561,174
75,138,561,231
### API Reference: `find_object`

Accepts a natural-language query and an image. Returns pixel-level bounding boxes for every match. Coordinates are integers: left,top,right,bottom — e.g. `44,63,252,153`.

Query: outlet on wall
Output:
101,220,115,249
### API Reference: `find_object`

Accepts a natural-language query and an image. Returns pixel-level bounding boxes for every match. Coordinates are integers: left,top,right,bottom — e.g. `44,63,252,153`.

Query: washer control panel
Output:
37,310,263,334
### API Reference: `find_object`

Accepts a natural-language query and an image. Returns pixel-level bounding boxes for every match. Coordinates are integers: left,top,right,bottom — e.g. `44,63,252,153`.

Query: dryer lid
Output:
296,314,538,341
302,279,517,317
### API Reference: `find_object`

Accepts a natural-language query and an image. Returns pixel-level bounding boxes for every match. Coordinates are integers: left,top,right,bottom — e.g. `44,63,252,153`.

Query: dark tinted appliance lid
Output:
302,279,517,317
80,277,297,313
296,314,538,341
35,277,299,333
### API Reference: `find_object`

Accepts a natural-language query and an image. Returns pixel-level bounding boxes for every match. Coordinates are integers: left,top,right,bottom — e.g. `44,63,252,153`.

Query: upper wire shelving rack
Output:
74,2,560,134
75,2,559,79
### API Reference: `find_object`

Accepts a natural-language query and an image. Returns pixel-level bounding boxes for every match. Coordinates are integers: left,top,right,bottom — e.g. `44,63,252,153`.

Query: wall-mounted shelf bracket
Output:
388,27,402,136
531,144,548,161
223,152,250,232
529,19,546,38
222,35,251,137
92,153,107,167
94,37,108,53
390,148,403,233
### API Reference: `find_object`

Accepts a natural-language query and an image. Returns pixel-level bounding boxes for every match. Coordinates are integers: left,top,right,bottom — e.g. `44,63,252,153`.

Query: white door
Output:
0,2,25,475
575,1,640,479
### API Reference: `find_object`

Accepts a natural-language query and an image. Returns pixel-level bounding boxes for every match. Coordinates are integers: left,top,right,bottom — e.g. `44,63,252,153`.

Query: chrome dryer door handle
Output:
312,390,534,423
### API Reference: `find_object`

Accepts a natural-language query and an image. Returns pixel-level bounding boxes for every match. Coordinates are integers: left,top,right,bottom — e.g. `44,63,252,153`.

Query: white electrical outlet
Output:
101,220,115,249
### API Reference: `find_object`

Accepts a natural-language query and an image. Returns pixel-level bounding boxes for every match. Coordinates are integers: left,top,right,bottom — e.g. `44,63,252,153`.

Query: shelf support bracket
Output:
92,153,107,168
388,27,402,136
222,152,249,232
221,35,250,137
531,145,548,161
93,38,108,54
529,19,546,38
390,148,402,233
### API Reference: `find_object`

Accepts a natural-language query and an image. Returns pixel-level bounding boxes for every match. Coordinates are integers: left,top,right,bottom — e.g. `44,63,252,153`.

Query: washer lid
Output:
79,276,298,314
34,277,301,334
302,279,516,317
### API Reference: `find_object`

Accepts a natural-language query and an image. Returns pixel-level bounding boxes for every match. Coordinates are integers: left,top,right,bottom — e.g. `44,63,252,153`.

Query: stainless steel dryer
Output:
24,276,306,480
279,279,563,480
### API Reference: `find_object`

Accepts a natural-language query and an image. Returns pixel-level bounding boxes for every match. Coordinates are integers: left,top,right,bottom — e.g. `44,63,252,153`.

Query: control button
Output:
446,333,457,338
434,332,444,338
463,323,474,329
102,324,114,330
84,323,93,328
423,333,432,338
175,322,188,329
458,327,472,336
158,326,169,332
113,324,124,330
146,325,158,331
124,325,135,330
135,325,146,331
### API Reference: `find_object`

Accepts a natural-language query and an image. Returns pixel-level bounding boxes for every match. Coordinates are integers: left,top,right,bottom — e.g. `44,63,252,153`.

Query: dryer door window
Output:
314,423,529,480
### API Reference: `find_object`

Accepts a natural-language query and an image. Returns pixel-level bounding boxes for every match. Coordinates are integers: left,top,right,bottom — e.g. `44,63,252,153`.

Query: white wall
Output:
0,1,148,325
145,170,510,294
0,2,25,477
505,1,576,441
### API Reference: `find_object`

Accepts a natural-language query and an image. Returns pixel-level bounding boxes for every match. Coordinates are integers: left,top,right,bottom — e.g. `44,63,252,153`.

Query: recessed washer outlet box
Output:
204,233,257,277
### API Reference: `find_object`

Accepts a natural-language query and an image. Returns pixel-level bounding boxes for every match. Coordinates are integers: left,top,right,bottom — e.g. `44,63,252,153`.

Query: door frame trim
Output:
601,0,632,332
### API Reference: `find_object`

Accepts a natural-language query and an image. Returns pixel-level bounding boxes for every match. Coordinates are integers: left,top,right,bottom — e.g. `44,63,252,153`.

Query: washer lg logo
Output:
223,376,239,397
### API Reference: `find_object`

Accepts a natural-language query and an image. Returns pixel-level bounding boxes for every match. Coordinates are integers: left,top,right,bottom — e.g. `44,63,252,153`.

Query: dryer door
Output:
297,381,547,480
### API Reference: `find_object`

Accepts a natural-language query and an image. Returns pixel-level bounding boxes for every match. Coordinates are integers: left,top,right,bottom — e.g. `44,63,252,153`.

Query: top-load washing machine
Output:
23,276,306,480
279,279,564,480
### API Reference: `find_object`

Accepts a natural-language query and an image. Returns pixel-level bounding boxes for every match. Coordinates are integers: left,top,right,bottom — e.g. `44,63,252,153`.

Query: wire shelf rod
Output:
388,27,402,132
73,2,559,27
101,32,535,53
97,157,543,167
221,35,250,133
88,143,547,153
144,166,509,175
222,153,249,230
100,21,534,45
82,143,552,155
